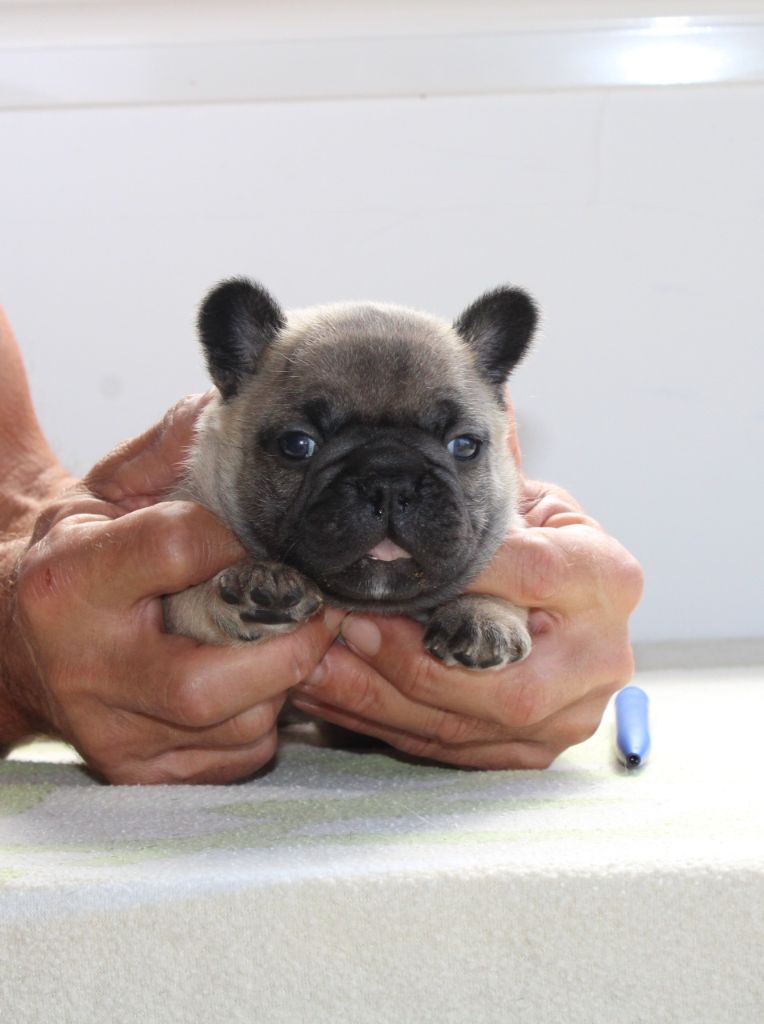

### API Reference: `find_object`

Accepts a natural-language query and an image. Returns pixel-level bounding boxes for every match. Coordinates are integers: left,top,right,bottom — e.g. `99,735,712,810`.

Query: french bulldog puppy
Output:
164,278,537,670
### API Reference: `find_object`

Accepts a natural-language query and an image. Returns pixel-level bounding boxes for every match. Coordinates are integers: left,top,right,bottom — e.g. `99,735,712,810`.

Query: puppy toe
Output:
425,598,531,671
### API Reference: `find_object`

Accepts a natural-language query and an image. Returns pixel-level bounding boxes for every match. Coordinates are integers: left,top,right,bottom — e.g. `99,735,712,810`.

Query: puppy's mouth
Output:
364,538,413,563
304,534,432,609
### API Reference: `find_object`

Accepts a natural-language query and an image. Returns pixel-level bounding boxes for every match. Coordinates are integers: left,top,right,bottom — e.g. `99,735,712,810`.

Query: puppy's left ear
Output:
454,286,538,388
198,277,286,399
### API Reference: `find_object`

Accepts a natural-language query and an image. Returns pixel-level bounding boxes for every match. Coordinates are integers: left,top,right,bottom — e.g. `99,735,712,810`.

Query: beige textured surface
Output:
2,667,763,1023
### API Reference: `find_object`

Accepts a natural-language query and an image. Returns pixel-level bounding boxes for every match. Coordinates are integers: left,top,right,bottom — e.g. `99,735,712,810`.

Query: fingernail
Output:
340,616,381,658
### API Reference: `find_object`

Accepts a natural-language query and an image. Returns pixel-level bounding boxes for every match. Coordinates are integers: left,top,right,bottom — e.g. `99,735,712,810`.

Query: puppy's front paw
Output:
214,560,323,643
424,595,531,670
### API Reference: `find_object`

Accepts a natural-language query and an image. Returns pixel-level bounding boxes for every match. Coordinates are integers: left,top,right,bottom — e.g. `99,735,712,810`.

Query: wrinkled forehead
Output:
263,303,483,423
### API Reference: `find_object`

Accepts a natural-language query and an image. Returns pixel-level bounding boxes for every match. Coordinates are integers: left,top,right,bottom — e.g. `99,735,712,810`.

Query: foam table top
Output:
2,665,763,1023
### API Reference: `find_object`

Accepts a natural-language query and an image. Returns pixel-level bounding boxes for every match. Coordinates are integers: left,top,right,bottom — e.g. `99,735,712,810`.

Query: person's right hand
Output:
5,398,343,784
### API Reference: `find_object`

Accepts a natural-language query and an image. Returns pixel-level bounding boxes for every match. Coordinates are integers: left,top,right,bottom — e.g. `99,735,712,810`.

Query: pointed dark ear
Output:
453,286,538,388
197,278,286,399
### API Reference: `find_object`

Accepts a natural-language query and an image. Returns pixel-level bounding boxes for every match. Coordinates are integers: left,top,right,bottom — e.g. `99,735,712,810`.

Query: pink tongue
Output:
367,538,412,562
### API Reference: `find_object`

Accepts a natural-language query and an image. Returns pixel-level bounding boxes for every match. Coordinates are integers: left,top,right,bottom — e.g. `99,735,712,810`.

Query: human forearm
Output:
0,307,73,532
0,307,71,747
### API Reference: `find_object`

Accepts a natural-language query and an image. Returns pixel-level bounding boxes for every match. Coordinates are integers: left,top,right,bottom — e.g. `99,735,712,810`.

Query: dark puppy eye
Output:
279,431,317,460
447,435,482,461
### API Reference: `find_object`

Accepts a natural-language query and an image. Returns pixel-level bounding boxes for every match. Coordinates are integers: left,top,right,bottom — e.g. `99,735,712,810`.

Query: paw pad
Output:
215,561,322,641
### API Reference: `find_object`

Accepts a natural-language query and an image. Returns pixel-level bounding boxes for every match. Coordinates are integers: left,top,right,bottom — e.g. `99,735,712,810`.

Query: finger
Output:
28,490,124,543
518,481,593,527
43,500,245,608
378,730,557,770
294,659,616,770
471,523,642,615
300,683,614,758
517,688,617,752
293,641,504,745
332,613,609,731
85,392,213,504
468,527,570,606
330,613,541,725
102,730,280,785
291,693,556,770
126,694,287,758
129,609,345,727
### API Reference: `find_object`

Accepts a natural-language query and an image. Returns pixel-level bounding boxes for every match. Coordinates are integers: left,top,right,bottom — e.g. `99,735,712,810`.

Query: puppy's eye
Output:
447,435,481,461
279,431,317,460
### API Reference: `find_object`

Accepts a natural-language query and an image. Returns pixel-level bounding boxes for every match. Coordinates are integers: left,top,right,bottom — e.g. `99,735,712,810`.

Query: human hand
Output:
290,489,643,770
3,397,343,783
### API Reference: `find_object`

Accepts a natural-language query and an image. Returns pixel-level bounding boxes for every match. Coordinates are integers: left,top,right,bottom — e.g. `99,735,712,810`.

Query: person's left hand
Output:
289,499,643,769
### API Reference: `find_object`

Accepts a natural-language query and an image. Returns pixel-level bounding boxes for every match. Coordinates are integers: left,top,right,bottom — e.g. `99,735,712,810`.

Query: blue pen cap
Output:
615,686,651,768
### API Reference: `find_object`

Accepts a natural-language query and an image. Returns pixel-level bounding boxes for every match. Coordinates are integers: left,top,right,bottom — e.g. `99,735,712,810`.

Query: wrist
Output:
0,538,49,752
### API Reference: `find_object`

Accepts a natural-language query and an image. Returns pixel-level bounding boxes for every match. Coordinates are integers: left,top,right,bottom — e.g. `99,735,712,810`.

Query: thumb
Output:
468,526,572,608
84,392,214,506
65,500,245,608
471,523,640,615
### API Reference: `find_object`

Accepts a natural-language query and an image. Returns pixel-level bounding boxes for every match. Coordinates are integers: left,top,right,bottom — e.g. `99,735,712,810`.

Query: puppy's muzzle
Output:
349,443,427,519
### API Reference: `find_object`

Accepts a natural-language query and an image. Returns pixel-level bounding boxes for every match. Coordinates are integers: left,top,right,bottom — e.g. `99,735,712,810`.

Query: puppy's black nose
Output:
358,477,415,518
347,444,426,520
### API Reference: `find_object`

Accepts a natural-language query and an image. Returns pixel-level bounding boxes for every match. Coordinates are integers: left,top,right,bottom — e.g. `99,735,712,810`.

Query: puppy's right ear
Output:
198,278,286,399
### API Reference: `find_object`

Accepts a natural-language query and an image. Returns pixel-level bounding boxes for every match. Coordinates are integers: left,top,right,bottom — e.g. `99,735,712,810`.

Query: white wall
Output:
1,4,763,644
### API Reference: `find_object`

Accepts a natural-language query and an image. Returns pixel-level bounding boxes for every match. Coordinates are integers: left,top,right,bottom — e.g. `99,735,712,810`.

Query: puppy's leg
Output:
163,559,323,646
424,594,531,670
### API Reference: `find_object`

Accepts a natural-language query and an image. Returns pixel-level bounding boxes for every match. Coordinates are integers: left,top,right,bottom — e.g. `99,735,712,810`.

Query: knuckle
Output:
390,732,438,761
77,734,137,783
600,640,636,689
145,503,200,579
343,666,384,718
231,701,282,744
615,551,645,611
518,533,567,604
430,710,478,746
524,745,558,770
28,498,71,542
613,645,636,685
249,729,279,769
187,735,280,785
15,538,75,621
561,713,602,749
170,675,220,728
161,393,206,437
400,650,440,701
494,676,546,731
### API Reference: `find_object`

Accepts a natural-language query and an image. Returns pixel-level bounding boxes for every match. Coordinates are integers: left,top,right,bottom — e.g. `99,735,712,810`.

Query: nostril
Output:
356,475,419,517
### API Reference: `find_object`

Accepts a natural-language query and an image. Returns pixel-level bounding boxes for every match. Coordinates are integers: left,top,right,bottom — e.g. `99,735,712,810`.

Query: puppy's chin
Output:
320,557,425,610
293,543,472,613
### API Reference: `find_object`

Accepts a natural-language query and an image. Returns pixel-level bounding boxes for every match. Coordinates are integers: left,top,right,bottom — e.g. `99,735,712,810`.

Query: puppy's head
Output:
195,278,537,612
